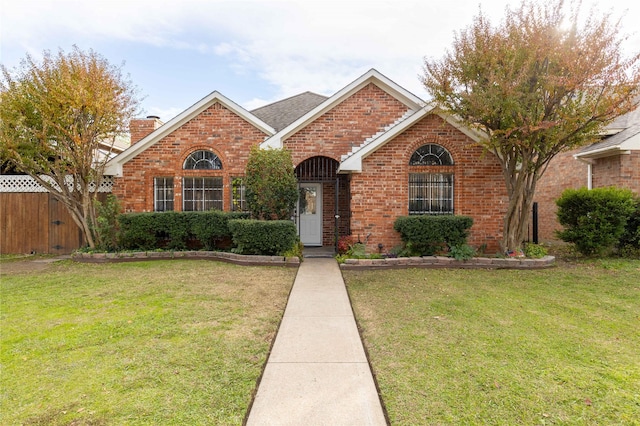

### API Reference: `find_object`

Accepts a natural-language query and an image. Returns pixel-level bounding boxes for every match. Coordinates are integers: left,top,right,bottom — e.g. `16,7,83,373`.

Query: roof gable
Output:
338,106,486,172
260,69,425,149
105,91,275,176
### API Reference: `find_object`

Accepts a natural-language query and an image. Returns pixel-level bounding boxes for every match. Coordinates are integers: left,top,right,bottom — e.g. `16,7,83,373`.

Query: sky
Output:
2,0,639,122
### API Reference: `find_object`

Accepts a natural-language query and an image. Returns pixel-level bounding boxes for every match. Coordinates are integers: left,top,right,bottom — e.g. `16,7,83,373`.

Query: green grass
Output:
1,260,296,425
345,259,640,425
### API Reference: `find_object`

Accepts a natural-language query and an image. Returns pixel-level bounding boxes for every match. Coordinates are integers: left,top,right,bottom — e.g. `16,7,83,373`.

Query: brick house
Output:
105,69,508,253
534,108,640,242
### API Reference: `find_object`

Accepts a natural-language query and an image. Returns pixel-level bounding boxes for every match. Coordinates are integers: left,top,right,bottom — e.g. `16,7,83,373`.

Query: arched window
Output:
408,144,454,215
409,144,454,166
183,150,222,170
181,150,223,211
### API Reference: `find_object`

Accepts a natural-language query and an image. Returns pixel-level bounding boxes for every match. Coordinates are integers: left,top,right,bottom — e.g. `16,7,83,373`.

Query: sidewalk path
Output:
246,258,387,425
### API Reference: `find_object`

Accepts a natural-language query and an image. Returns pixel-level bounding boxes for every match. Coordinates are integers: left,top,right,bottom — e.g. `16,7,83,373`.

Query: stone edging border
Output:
339,255,556,270
72,251,300,267
72,252,555,270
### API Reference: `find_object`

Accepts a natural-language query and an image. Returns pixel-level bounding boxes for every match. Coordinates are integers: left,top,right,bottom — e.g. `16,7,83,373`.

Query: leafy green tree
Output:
245,146,298,220
422,0,640,253
0,47,139,248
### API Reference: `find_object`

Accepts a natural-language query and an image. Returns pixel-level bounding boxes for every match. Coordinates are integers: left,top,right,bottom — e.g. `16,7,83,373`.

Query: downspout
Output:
574,154,594,190
335,177,339,253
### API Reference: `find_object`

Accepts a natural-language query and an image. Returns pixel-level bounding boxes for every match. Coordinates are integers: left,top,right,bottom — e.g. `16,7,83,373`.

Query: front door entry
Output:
298,183,322,246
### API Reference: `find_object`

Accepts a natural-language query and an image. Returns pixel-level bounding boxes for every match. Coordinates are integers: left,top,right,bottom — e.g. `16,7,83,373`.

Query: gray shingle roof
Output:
579,106,640,155
251,92,328,132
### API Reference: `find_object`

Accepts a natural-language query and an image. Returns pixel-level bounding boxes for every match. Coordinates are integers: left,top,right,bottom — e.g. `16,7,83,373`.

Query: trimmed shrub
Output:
617,197,640,256
118,211,249,251
393,215,474,256
190,211,250,250
556,187,636,256
228,219,298,255
118,212,161,250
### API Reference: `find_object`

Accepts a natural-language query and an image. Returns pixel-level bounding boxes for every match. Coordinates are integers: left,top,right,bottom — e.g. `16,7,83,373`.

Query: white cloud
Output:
3,0,639,115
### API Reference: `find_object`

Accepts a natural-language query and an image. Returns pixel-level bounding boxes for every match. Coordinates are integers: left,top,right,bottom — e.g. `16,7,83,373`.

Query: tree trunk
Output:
499,152,539,254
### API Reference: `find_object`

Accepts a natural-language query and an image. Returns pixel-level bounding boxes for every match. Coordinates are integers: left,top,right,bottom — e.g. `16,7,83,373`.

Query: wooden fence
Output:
0,175,112,255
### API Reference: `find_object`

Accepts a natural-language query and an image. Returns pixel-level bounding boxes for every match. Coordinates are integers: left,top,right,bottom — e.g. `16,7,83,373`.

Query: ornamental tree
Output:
0,47,139,248
422,0,640,253
244,146,298,220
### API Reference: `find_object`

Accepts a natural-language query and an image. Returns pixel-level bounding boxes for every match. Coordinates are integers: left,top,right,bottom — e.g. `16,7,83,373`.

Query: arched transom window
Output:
183,150,222,170
180,150,223,211
409,144,454,166
408,144,454,215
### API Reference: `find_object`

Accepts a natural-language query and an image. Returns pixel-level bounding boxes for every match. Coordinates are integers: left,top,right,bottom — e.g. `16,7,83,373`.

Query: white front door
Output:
298,183,322,246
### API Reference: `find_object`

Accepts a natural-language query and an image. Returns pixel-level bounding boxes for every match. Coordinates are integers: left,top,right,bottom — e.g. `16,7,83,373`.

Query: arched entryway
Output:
294,156,350,248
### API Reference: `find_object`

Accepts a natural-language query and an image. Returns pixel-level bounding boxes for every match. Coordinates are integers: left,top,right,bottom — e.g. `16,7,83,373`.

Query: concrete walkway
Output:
246,258,387,425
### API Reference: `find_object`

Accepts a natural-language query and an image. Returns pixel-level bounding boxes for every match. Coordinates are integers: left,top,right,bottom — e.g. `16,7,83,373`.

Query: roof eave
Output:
575,133,640,161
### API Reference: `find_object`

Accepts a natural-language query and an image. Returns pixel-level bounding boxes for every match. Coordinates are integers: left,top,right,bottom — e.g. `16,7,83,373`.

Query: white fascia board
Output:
441,114,487,142
105,91,275,176
261,69,425,150
338,107,486,173
338,156,362,173
574,133,640,161
620,132,640,150
339,108,431,172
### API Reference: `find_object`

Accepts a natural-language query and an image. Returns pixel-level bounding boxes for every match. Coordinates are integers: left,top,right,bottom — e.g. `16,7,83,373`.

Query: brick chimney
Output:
130,116,163,145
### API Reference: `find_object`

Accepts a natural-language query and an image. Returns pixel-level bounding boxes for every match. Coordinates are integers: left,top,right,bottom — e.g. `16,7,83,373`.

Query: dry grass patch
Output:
1,259,296,425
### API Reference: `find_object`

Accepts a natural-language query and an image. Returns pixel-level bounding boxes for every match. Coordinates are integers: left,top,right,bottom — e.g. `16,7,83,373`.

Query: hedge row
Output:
393,215,474,255
117,211,299,256
118,211,250,251
228,219,298,255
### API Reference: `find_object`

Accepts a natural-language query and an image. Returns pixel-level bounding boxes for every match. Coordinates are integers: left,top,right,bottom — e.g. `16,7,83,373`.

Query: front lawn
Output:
345,259,640,425
1,260,296,425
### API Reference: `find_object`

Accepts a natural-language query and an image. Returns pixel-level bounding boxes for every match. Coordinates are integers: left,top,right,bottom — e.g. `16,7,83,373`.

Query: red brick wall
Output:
533,148,588,242
283,83,409,165
130,117,162,144
113,103,268,212
349,114,507,254
592,155,621,188
592,152,640,193
618,151,640,193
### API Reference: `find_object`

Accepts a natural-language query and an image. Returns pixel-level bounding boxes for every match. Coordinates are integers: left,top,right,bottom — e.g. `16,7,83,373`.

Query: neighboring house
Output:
534,108,640,242
105,69,509,253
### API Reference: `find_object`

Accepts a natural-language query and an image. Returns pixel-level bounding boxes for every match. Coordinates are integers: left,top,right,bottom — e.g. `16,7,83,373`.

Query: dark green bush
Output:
617,197,640,256
556,187,636,256
228,219,298,255
118,211,249,251
190,211,249,250
118,213,160,250
393,215,474,256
